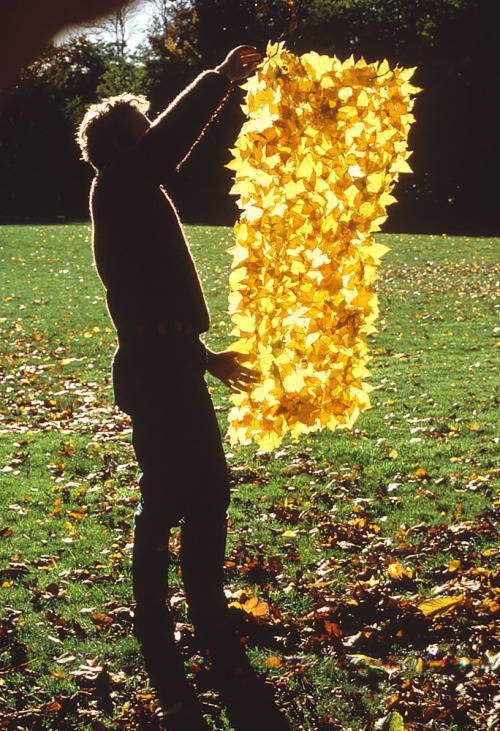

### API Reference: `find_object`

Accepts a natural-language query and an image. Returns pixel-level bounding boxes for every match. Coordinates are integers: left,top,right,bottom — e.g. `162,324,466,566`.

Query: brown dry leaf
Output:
45,700,63,712
242,596,269,618
90,612,113,628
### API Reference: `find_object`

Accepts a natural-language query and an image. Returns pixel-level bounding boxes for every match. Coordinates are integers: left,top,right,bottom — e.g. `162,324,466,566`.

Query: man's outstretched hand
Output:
216,46,261,82
206,349,260,393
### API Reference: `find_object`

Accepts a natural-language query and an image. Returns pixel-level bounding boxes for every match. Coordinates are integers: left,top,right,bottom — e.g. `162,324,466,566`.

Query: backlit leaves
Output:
227,42,419,450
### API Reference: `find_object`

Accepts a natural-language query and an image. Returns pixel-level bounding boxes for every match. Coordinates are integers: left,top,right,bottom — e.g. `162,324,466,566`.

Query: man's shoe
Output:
211,657,291,731
156,688,213,731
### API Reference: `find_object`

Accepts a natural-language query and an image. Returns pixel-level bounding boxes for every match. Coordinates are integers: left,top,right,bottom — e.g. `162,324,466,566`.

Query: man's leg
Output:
180,514,243,658
179,379,236,653
131,408,211,729
181,516,291,730
180,381,291,730
132,515,177,682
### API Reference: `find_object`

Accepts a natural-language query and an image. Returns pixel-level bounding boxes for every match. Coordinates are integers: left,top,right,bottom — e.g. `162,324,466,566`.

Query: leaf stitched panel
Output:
227,43,420,451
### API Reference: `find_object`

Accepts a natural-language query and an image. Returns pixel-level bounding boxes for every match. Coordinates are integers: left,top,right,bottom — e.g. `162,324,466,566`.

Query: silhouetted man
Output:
77,46,290,730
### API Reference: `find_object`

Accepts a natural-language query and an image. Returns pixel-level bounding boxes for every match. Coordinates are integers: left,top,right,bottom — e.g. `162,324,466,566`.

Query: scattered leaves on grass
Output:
0,226,498,729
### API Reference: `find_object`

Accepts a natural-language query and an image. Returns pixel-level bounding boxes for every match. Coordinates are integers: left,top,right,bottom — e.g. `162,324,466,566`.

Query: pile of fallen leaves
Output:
219,475,500,730
1,448,498,730
1,226,498,729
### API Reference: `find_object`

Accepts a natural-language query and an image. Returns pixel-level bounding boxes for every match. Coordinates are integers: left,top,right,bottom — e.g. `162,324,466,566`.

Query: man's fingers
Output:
229,377,260,392
237,45,261,58
229,382,253,394
239,364,260,375
222,352,261,391
226,374,259,393
234,46,261,76
238,370,260,382
231,357,260,375
240,51,261,63
231,366,260,384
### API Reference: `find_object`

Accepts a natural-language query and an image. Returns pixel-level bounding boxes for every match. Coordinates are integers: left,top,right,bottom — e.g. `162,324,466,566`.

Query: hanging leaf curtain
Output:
227,43,420,451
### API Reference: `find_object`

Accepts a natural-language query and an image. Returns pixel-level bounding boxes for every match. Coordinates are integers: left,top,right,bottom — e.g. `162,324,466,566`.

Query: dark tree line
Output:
0,0,498,234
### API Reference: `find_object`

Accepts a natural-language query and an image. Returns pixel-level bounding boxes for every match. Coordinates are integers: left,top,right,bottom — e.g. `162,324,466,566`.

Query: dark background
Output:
0,0,498,235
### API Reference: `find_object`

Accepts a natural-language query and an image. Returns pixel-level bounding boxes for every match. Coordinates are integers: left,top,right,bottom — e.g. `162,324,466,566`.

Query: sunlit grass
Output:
0,224,499,730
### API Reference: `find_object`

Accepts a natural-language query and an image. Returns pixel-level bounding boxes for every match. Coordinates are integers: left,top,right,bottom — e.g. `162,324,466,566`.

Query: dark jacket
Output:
90,70,231,339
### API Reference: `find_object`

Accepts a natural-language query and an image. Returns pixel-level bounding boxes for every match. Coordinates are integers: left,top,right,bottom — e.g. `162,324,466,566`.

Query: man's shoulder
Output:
98,147,148,185
92,156,143,203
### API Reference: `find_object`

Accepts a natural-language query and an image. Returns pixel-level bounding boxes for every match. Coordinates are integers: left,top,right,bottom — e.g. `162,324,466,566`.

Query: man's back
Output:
89,69,231,337
91,153,209,337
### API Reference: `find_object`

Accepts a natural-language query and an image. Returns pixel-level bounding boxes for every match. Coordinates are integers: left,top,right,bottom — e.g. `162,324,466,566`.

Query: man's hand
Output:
216,46,262,82
206,349,260,393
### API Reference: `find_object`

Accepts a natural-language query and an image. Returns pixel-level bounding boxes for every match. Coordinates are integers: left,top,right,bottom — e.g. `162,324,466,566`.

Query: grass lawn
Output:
0,224,499,730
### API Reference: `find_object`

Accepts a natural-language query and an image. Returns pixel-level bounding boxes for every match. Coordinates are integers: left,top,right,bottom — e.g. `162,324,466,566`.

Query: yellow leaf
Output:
242,596,269,618
418,596,464,616
388,711,406,731
296,156,315,180
390,158,413,174
387,562,414,582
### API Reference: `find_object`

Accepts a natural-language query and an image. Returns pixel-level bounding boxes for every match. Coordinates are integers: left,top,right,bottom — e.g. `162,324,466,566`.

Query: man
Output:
77,47,290,730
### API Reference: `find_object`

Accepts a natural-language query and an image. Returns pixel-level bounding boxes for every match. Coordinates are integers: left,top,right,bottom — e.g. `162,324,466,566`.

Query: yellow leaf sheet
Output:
387,562,414,581
226,42,419,450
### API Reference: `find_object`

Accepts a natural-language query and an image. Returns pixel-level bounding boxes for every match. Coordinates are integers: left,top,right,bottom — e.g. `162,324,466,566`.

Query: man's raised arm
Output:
133,46,261,177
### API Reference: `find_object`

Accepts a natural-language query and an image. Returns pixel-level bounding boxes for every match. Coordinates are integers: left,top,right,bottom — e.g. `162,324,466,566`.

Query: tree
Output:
81,0,143,61
192,0,499,233
0,0,497,232
75,0,152,98
0,0,139,89
0,38,111,221
194,0,296,63
141,0,202,103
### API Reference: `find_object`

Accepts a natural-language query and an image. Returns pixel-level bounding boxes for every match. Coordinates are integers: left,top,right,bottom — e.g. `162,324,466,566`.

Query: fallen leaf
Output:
387,561,414,582
418,595,464,616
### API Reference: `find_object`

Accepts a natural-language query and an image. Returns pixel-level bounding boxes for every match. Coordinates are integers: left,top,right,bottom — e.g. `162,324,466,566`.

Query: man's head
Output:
76,94,151,171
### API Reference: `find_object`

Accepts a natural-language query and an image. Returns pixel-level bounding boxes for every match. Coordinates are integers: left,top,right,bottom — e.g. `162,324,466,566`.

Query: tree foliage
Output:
144,0,202,101
0,37,108,222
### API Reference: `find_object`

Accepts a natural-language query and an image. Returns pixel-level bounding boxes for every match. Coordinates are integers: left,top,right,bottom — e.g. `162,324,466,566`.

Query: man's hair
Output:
76,93,150,170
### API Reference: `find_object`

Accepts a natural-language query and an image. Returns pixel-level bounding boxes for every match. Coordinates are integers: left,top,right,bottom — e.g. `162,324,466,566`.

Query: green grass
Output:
0,224,499,730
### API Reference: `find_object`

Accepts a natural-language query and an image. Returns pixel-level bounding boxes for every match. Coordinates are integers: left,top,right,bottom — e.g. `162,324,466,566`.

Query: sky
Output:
55,0,154,50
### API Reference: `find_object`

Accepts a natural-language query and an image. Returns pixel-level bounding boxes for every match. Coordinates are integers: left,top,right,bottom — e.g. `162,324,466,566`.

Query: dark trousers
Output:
113,335,292,730
113,334,231,680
